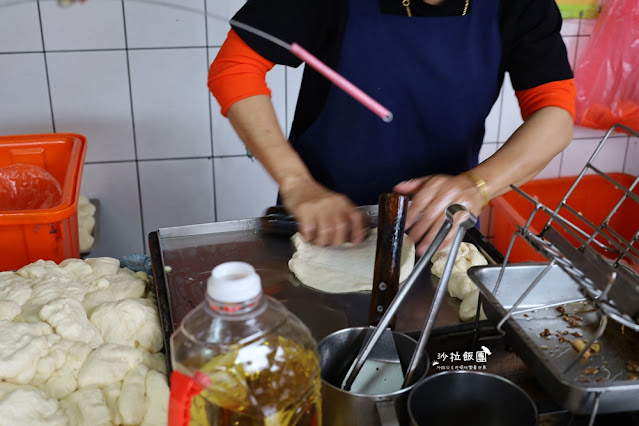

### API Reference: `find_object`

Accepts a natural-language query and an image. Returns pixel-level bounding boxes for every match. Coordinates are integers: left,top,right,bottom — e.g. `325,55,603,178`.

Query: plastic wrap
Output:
0,164,63,211
120,254,153,275
574,0,639,131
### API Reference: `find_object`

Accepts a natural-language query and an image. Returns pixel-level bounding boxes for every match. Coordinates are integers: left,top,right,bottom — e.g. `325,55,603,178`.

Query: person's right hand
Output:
279,176,369,247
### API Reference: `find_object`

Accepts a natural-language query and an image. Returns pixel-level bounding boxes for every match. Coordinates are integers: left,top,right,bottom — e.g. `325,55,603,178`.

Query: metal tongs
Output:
342,204,477,391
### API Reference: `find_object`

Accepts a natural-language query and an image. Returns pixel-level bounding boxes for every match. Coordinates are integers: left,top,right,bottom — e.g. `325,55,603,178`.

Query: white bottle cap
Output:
207,261,262,303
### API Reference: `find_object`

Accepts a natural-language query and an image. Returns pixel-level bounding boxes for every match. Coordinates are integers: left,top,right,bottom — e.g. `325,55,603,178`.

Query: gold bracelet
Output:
464,171,489,209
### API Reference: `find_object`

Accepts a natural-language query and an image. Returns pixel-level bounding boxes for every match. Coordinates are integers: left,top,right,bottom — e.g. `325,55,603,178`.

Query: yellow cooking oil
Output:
186,335,321,426
170,262,322,426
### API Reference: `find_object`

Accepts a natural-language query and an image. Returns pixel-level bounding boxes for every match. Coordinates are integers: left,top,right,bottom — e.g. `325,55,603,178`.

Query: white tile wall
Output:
47,50,135,162
498,76,523,143
40,0,126,51
560,19,581,37
124,0,206,49
478,143,496,164
128,48,211,159
0,2,42,53
562,33,579,69
0,4,635,258
483,88,502,143
206,0,246,46
535,153,563,180
626,137,639,176
0,53,53,135
80,162,144,256
214,156,278,221
285,65,305,134
138,158,215,239
561,136,629,176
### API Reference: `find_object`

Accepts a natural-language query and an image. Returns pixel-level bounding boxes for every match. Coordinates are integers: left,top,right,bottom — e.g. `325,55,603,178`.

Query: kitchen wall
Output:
1,0,637,257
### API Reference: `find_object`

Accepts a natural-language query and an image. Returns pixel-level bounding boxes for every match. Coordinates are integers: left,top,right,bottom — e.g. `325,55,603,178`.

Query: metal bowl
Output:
319,327,429,426
408,371,538,426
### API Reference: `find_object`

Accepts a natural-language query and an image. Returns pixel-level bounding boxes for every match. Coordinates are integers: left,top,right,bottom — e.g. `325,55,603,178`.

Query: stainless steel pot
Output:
318,327,429,426
408,371,538,426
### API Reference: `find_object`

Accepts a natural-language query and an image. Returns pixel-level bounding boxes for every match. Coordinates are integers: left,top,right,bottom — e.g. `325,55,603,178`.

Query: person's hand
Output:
280,176,369,246
393,174,485,255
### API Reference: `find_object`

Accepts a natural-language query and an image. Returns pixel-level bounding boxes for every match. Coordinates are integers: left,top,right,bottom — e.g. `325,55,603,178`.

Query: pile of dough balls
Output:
77,195,96,252
431,242,488,322
0,257,169,426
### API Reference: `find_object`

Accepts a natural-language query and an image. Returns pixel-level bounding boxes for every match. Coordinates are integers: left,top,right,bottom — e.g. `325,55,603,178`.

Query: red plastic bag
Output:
574,0,639,131
0,164,62,211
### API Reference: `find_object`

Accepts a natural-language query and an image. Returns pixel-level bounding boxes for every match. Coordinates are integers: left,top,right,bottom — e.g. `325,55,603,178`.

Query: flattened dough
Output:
288,229,415,293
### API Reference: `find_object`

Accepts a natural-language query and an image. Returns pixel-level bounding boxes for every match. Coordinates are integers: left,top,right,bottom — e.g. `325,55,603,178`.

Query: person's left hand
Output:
393,174,485,255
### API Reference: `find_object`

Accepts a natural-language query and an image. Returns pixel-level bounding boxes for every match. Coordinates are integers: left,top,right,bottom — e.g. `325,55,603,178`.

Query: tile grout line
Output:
285,67,290,138
495,84,505,144
557,150,565,178
0,45,223,56
36,0,56,133
565,16,583,178
573,15,583,67
204,0,218,223
83,154,250,165
622,136,630,174
562,15,586,178
120,0,147,255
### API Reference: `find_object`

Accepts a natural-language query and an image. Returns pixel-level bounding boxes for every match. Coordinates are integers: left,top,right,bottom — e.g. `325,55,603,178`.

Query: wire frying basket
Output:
486,124,639,425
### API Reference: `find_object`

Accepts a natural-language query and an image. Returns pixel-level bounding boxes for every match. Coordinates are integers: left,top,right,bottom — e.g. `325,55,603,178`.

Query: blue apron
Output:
291,0,502,206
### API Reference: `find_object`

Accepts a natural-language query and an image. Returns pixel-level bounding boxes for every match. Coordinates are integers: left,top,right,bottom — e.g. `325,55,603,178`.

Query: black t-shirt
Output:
232,0,573,139
229,0,573,204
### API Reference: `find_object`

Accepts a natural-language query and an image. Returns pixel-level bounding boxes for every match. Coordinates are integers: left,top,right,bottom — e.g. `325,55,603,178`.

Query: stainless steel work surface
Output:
149,215,501,346
469,263,639,415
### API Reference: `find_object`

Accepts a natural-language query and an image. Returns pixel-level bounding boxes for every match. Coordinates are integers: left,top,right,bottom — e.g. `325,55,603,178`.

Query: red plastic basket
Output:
0,133,87,271
490,173,639,263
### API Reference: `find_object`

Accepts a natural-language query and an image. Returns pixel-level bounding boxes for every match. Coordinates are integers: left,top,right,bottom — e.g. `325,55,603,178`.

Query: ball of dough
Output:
90,298,163,353
459,289,487,322
431,242,487,278
0,320,52,384
40,297,103,349
431,242,488,321
60,386,113,426
0,387,68,426
77,343,143,388
0,300,22,321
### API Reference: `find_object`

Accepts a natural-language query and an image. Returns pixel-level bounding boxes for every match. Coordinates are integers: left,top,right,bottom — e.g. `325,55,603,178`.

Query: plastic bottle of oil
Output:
169,261,322,426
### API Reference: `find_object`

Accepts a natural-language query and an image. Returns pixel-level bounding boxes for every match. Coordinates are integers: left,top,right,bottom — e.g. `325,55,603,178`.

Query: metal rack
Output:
486,124,639,425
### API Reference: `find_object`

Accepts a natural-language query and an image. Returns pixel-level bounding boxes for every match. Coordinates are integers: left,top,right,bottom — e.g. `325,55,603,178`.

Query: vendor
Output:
209,0,575,255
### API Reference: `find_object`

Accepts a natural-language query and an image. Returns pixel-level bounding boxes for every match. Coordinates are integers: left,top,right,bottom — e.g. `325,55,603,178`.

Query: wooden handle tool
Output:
368,193,409,327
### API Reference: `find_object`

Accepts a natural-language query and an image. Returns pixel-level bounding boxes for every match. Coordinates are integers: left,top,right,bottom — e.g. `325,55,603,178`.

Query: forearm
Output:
225,94,313,192
473,106,573,199
226,94,368,245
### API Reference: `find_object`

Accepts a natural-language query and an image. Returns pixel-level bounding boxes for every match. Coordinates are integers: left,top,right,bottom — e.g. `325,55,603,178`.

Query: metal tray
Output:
468,263,639,415
148,210,502,373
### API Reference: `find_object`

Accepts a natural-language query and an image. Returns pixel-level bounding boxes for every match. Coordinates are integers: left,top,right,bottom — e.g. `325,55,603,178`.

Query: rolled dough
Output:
288,229,415,293
430,242,488,321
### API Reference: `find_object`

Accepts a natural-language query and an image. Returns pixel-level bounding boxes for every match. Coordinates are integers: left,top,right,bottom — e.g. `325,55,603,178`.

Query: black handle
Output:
260,206,299,236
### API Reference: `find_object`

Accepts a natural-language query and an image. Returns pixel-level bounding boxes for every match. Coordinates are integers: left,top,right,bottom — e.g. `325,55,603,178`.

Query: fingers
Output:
348,208,369,245
393,177,428,194
401,174,485,255
284,180,367,247
314,215,333,247
397,177,439,228
298,218,318,243
416,213,465,256
306,206,366,247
